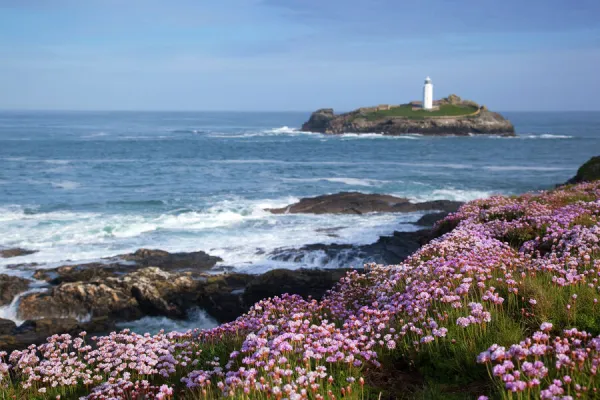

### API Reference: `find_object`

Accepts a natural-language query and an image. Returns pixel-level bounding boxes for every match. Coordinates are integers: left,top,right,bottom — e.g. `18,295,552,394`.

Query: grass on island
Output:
363,104,479,121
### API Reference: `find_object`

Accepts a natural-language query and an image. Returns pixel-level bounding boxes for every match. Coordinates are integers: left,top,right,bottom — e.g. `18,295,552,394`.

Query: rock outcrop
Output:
12,265,356,329
267,192,463,215
32,248,222,284
0,274,31,306
567,156,600,184
301,103,515,136
0,248,37,258
0,317,114,352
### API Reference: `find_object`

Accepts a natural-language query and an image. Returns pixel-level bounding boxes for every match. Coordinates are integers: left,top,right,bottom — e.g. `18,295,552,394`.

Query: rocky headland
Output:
301,95,515,136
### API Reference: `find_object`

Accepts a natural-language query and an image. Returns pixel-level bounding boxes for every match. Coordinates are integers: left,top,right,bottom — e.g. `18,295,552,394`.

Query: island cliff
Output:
302,95,515,136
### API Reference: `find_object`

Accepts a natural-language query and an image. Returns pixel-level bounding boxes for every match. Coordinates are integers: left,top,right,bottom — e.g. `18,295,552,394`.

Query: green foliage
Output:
571,156,600,183
363,104,478,121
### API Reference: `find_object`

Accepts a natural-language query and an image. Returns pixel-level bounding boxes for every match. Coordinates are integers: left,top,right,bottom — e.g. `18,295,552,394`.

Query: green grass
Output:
362,104,479,121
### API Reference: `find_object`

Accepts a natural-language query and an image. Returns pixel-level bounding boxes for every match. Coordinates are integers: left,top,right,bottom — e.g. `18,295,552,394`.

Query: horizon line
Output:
1,108,600,113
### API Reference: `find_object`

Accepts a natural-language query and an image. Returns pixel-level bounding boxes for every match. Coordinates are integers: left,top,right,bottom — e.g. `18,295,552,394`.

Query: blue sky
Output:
1,0,599,111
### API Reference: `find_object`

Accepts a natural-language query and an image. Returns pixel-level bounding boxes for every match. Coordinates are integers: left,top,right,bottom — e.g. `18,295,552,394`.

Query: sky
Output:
0,0,599,111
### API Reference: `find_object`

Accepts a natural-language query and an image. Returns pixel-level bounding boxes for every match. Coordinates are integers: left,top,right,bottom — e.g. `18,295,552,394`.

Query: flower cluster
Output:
479,323,600,398
1,181,599,399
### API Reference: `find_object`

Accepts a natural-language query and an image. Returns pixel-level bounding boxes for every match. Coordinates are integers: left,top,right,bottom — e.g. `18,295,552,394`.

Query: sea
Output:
0,110,598,331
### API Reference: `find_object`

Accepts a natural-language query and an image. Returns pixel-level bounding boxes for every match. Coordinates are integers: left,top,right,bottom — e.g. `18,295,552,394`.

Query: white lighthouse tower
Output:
423,76,433,110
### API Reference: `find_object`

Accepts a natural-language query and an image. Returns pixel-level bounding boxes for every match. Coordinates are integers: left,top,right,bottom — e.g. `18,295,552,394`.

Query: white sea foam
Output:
0,195,420,273
44,159,72,165
408,188,494,202
484,166,571,172
494,133,573,140
0,287,49,325
82,132,108,138
283,177,390,187
51,181,80,190
339,133,422,139
268,126,299,134
208,127,319,139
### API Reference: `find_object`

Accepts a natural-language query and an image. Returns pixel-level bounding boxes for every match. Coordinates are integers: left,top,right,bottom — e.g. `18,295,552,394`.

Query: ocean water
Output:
0,110,598,278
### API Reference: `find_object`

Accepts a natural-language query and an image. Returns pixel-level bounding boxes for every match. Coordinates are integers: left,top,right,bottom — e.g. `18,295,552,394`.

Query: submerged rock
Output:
0,318,16,335
0,248,37,258
267,192,462,215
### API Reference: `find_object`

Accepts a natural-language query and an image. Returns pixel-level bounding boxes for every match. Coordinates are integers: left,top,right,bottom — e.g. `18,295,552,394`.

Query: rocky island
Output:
302,94,515,136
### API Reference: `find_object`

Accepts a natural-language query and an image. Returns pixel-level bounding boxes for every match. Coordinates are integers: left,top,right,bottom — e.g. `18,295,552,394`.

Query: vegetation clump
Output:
567,155,600,184
2,182,600,399
363,104,478,121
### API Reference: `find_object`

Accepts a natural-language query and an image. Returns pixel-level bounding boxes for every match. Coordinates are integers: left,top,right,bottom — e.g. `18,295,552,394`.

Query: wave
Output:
51,181,80,190
81,132,108,138
483,166,570,172
495,133,573,140
408,188,494,202
0,196,421,273
282,177,390,187
267,126,300,134
207,126,319,139
172,129,206,134
339,133,422,139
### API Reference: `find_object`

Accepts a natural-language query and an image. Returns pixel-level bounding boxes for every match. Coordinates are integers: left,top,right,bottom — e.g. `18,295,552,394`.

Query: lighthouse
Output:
423,76,433,110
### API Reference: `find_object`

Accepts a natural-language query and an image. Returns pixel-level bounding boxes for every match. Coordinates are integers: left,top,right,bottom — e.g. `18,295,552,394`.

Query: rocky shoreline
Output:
0,192,459,351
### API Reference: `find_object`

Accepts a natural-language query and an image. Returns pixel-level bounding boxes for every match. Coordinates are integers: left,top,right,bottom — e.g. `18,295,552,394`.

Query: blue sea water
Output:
0,111,598,276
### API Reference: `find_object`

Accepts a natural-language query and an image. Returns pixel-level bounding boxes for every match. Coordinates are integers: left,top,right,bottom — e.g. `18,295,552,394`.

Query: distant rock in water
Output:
567,156,600,184
267,192,463,215
0,248,37,258
301,96,515,136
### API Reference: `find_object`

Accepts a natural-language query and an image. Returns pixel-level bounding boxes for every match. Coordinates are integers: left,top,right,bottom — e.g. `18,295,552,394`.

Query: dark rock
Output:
244,268,351,304
112,267,200,318
15,318,79,336
414,212,451,227
301,103,515,136
0,317,116,352
19,267,204,322
0,318,16,335
567,156,600,184
267,192,462,215
301,108,335,132
196,269,355,323
195,274,255,322
31,248,222,284
269,228,435,269
364,229,432,265
120,248,222,271
0,248,37,258
0,274,31,306
270,243,357,263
